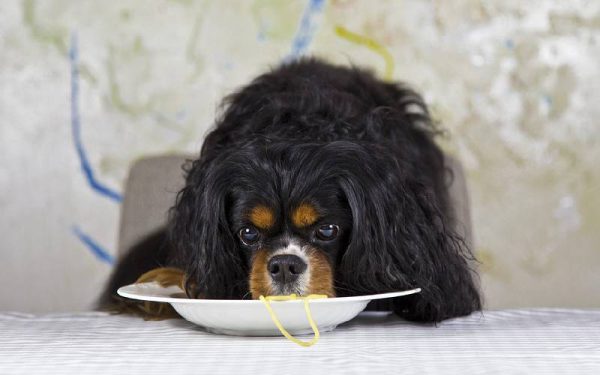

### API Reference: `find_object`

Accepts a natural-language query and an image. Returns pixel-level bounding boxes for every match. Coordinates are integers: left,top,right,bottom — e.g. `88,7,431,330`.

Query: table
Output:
1,309,599,374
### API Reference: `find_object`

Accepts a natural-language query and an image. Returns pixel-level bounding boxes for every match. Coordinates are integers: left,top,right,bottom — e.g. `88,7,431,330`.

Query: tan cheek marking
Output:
292,203,319,228
135,267,187,291
249,205,275,230
307,249,336,297
250,248,272,299
130,267,189,319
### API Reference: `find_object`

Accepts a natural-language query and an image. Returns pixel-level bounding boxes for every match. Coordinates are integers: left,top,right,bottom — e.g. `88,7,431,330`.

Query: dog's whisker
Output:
240,291,252,300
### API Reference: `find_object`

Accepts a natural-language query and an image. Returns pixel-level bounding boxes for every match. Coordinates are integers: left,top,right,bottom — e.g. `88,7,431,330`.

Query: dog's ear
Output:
333,143,481,322
168,154,247,299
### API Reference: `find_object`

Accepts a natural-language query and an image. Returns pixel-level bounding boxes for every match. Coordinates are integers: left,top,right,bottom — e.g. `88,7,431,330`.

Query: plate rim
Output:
117,282,421,304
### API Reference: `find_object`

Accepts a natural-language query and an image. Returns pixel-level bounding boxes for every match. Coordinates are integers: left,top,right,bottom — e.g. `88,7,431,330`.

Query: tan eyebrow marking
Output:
291,202,320,228
249,205,276,230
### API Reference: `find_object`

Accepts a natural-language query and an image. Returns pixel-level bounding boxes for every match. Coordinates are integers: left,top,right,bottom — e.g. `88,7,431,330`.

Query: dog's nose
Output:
268,255,307,284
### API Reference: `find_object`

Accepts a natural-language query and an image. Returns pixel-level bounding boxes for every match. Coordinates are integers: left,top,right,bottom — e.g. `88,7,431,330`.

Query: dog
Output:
99,58,481,322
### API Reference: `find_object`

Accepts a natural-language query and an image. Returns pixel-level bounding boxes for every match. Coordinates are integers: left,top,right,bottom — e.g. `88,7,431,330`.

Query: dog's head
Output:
222,142,356,299
171,141,360,300
169,140,479,321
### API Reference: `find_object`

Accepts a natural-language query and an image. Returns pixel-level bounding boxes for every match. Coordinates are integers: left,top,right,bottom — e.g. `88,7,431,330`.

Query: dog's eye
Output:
316,224,339,241
239,227,260,245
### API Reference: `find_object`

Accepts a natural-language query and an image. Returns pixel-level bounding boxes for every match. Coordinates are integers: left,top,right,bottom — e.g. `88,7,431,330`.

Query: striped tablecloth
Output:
1,309,599,374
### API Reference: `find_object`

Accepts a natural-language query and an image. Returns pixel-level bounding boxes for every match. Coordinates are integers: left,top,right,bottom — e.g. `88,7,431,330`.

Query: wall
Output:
1,0,598,312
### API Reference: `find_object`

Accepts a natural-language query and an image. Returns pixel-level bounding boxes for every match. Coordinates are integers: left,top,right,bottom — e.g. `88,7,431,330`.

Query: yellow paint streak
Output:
334,25,395,81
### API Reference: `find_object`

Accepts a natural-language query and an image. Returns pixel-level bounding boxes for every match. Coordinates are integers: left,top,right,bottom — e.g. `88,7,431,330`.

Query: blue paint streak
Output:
257,20,267,42
69,33,123,203
257,29,267,42
175,109,187,123
72,225,115,265
285,0,326,61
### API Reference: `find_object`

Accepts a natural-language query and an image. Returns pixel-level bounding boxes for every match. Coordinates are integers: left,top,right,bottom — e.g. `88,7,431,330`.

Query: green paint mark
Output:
22,0,68,54
119,9,131,21
23,1,98,87
475,248,511,282
105,38,153,116
169,0,194,5
251,0,305,41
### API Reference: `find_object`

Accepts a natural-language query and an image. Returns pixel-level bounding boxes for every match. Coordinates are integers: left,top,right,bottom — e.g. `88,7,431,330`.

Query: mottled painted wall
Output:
1,0,598,312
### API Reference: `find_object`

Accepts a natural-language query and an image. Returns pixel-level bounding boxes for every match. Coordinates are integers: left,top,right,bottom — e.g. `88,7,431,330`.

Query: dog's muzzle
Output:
267,242,311,295
249,241,334,298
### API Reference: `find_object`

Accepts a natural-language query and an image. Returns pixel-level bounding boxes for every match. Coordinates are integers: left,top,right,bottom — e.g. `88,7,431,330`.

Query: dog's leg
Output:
97,229,182,320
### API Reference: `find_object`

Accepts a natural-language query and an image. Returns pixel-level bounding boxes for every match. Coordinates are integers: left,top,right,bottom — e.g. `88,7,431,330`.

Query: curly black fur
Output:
101,58,481,323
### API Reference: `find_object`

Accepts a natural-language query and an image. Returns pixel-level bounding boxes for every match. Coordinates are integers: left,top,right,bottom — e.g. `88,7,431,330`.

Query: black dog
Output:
100,59,481,322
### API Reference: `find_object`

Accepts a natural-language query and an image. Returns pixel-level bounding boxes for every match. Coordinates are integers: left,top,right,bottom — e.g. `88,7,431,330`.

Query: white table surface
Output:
1,309,599,375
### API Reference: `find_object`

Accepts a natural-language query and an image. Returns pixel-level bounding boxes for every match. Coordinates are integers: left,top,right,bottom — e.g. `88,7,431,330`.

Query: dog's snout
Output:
268,255,307,284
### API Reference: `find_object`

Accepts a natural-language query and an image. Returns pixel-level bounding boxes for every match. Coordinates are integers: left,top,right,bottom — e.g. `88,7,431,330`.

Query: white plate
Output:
118,282,421,336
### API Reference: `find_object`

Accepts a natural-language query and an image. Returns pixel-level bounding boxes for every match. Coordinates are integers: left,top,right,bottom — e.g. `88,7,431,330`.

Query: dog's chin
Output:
249,283,305,298
250,282,336,299
270,283,306,296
